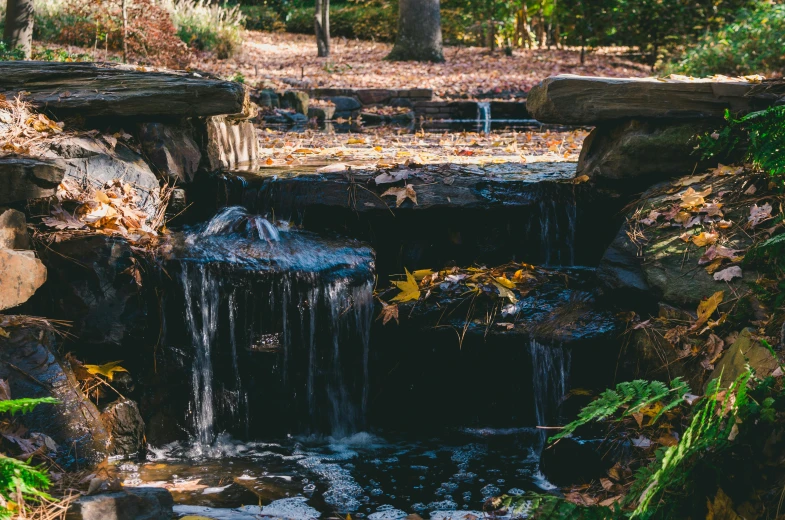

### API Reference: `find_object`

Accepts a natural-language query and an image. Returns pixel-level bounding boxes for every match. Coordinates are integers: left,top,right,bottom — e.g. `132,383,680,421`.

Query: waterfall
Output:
174,207,375,450
538,198,577,266
529,340,570,435
477,101,491,134
182,263,220,453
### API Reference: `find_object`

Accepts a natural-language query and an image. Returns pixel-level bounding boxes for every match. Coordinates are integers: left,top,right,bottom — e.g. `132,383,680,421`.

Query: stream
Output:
112,124,616,520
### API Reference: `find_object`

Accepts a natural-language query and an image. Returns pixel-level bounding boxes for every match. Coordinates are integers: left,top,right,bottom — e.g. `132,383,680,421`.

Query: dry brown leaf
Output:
691,291,724,331
381,185,418,207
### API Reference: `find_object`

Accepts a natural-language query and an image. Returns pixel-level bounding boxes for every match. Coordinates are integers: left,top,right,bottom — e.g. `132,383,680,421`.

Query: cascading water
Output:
476,101,491,134
529,339,571,438
539,198,577,266
165,207,376,453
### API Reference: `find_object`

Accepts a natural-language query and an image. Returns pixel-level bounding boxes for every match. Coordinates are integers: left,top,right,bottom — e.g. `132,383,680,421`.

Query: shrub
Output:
161,0,245,58
665,3,785,76
241,5,286,32
285,0,397,43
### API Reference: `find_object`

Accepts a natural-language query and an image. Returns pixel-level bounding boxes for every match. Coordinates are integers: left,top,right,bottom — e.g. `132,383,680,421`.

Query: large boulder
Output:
0,327,110,467
0,249,46,311
711,329,779,388
0,156,64,204
527,75,771,125
578,119,714,182
66,487,173,520
47,136,161,218
598,172,759,308
34,235,147,353
138,122,201,183
282,90,309,115
0,208,30,249
0,61,246,118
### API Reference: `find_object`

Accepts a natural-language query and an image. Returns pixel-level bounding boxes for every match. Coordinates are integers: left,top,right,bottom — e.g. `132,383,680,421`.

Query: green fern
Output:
699,105,785,180
0,397,58,416
494,493,621,520
549,378,689,443
0,397,58,518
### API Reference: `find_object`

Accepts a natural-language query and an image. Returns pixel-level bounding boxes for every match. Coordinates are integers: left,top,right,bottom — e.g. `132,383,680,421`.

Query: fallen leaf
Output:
714,266,742,282
381,185,417,207
573,174,590,184
691,291,724,331
377,302,399,325
83,361,128,381
699,244,741,265
680,187,712,208
673,173,709,186
391,269,420,302
317,163,348,173
692,232,718,247
748,203,772,227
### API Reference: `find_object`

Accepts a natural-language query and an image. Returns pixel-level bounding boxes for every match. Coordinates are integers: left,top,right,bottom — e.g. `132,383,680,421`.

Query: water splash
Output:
201,206,280,241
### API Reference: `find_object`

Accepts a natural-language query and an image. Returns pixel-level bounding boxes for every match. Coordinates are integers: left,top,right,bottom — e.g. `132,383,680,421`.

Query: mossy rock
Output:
710,328,779,389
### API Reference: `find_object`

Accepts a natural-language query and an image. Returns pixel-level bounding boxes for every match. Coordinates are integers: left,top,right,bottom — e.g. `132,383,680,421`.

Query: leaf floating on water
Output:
391,269,421,302
83,361,128,381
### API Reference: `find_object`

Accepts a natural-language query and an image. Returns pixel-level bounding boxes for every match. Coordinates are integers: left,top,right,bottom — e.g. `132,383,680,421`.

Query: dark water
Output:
130,204,583,518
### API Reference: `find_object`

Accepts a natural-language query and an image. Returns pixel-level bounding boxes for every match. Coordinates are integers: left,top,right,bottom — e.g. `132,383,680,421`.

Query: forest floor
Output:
196,31,651,98
49,31,650,99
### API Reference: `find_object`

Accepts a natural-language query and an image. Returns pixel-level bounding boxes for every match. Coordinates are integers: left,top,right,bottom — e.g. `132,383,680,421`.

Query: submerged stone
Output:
66,487,174,520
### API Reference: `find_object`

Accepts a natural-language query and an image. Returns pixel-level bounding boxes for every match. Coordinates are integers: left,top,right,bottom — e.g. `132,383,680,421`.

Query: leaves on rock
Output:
748,203,772,227
83,361,128,382
713,266,742,282
691,291,724,331
381,185,418,207
377,302,399,325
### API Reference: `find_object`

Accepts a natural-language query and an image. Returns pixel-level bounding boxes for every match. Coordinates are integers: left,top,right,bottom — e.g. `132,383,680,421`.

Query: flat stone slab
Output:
0,62,246,118
527,74,773,125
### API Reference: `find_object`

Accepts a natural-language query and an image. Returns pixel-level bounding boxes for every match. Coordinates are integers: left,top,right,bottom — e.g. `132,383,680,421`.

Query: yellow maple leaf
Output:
391,269,420,302
494,275,516,289
84,360,128,381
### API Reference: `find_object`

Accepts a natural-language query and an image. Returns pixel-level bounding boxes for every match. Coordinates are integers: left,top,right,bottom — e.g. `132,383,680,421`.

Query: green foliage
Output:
163,0,245,58
286,1,397,43
495,493,621,519
0,41,26,61
549,378,689,442
0,397,57,518
0,397,58,416
628,371,750,516
666,3,785,76
699,106,785,180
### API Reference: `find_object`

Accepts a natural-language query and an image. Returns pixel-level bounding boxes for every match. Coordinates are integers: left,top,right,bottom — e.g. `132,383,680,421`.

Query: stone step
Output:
0,62,246,118
190,162,625,277
527,74,776,125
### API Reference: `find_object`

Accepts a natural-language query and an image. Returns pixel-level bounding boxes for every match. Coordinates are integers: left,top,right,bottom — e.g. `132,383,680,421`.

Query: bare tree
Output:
314,0,330,58
386,0,444,62
3,0,34,59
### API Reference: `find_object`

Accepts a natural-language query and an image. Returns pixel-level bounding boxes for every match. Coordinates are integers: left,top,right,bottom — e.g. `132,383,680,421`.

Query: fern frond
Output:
0,397,58,416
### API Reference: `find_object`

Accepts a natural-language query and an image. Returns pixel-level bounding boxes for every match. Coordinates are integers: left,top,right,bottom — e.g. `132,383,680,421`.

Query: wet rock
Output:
34,235,146,353
711,329,779,389
0,61,246,118
204,116,258,170
47,136,160,218
66,487,173,520
327,96,362,118
0,208,30,249
0,327,110,467
253,88,280,109
282,90,309,115
578,120,714,182
100,398,145,456
527,75,771,125
0,249,46,311
0,156,64,204
138,122,201,183
597,222,652,304
308,105,335,121
540,438,609,486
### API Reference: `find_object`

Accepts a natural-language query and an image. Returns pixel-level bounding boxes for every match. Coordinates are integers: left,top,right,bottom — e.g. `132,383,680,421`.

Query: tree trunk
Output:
314,0,330,58
122,0,128,63
386,0,444,62
3,0,34,59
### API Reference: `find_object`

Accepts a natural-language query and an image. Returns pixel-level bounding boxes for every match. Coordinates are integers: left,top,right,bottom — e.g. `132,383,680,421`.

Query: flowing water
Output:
126,180,588,517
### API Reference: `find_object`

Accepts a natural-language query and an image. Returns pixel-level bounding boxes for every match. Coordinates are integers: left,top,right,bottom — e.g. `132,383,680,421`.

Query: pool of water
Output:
117,428,551,519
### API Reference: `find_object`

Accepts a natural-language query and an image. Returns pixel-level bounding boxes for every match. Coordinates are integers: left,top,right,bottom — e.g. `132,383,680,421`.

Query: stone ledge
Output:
527,74,775,125
0,62,247,118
